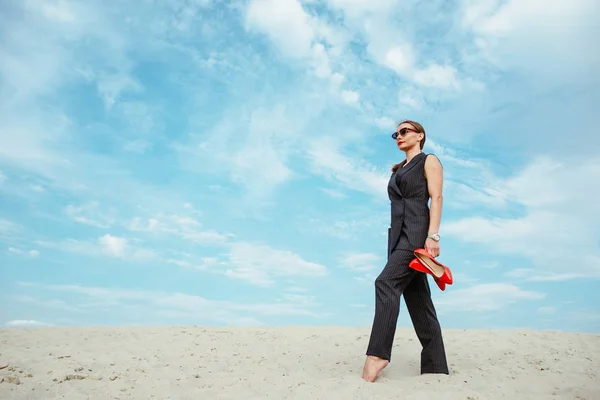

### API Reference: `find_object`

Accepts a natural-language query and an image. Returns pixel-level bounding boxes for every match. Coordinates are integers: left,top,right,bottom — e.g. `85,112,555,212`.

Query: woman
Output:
362,120,449,382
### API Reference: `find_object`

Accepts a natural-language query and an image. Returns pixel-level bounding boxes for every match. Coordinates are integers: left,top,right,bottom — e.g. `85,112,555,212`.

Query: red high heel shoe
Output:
408,248,453,291
409,259,447,291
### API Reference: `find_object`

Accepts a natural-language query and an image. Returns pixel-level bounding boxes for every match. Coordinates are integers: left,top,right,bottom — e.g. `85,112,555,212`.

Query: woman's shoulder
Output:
423,153,443,168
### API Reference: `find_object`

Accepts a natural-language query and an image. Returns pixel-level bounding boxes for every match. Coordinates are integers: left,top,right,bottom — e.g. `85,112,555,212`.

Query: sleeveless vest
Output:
387,152,431,257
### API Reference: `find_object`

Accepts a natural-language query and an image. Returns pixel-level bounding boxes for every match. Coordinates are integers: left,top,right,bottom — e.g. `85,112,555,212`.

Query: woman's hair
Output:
391,120,426,173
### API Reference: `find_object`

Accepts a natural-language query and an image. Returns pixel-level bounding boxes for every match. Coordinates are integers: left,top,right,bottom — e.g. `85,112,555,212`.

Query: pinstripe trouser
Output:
366,248,449,374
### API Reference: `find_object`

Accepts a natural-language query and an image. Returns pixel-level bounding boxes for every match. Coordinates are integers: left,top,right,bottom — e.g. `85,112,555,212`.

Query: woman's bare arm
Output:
424,155,443,257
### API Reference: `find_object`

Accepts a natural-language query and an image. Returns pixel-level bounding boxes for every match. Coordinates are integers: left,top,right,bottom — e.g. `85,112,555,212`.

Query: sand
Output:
1,326,599,399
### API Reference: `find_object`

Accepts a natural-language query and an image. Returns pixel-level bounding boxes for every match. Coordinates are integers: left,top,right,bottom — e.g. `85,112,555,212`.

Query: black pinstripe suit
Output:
366,152,449,374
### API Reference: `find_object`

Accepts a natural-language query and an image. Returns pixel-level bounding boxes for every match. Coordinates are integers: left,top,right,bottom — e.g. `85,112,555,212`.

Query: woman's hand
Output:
425,238,440,258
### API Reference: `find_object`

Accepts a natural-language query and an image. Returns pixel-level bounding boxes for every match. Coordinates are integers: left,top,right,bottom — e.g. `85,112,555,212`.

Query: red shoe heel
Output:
409,248,453,289
409,258,447,291
413,248,453,285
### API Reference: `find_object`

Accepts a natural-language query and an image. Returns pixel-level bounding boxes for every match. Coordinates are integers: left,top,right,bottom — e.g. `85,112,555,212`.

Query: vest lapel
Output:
396,152,425,184
388,170,401,196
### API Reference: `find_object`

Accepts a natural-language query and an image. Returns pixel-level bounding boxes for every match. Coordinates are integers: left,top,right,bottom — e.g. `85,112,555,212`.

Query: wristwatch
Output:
427,233,440,242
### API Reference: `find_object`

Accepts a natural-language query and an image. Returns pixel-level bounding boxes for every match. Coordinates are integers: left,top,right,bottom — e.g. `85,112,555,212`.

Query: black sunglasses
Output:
391,127,418,139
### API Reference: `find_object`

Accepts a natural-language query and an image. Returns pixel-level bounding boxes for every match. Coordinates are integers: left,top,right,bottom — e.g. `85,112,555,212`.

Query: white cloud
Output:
65,201,116,228
224,268,274,287
459,0,599,82
444,156,600,277
374,116,395,129
0,107,72,179
235,106,298,185
0,0,141,184
320,187,346,199
64,202,232,246
415,138,512,210
13,294,85,313
501,157,600,212
245,0,315,59
128,213,232,245
305,137,389,198
3,0,131,100
0,1,222,213
353,274,376,285
436,283,545,312
340,252,384,285
341,90,360,105
7,247,40,258
280,292,317,306
243,1,359,103
177,103,310,202
538,306,556,315
98,234,127,257
229,140,293,199
505,269,591,282
6,319,51,327
244,0,352,71
312,42,337,80
324,0,399,16
165,257,223,271
319,5,469,93
0,219,18,234
444,181,507,210
123,139,153,154
398,91,423,110
382,44,415,76
36,234,157,261
412,64,460,89
19,282,325,324
223,242,328,286
340,253,380,272
307,216,386,240
0,219,22,243
96,74,142,110
286,286,309,293
36,0,76,22
426,139,481,169
115,101,157,136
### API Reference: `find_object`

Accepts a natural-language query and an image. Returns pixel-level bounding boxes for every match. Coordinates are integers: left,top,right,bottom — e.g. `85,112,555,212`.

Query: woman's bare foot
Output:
362,355,389,382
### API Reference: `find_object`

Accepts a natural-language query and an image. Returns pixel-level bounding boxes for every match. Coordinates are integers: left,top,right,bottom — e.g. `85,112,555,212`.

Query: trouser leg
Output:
403,272,449,374
365,249,416,362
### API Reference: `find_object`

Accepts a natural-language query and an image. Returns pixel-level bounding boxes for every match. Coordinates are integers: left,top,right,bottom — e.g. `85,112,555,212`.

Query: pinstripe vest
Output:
387,152,431,257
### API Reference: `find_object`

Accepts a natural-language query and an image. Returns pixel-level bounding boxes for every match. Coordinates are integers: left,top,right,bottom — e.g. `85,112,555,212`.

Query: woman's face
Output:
395,123,422,151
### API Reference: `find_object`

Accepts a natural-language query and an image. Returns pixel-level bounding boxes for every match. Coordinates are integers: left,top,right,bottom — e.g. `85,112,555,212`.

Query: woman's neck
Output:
404,147,422,163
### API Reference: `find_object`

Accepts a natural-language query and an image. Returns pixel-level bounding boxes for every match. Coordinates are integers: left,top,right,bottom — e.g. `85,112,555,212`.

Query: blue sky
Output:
1,0,599,332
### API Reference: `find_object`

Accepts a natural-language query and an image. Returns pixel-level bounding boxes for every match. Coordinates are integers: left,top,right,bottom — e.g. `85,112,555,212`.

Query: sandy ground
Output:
1,326,599,399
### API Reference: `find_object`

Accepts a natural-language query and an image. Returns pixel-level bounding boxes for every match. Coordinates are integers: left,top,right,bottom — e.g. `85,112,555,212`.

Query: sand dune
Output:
1,326,599,399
